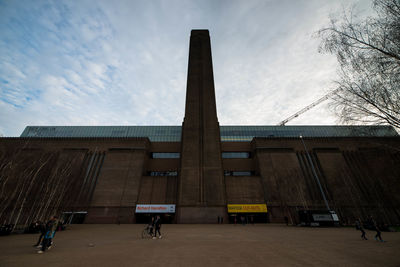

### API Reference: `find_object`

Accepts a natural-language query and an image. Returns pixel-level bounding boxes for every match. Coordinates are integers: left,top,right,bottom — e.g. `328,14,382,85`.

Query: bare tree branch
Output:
317,0,400,130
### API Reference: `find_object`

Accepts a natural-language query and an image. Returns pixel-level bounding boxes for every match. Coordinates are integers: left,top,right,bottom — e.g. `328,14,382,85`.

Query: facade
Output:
1,30,400,225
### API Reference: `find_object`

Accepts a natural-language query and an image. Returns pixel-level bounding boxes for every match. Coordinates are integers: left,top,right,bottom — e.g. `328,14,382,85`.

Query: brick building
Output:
1,30,399,225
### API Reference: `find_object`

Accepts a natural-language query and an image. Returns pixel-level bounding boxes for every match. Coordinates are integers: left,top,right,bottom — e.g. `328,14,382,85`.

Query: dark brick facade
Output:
0,30,399,225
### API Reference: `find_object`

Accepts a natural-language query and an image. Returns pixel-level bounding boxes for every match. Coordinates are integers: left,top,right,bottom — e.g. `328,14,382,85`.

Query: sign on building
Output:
135,204,176,213
312,214,333,222
227,204,268,213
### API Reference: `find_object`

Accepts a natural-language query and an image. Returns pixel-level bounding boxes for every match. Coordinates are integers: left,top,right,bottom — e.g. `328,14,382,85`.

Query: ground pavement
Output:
0,224,399,267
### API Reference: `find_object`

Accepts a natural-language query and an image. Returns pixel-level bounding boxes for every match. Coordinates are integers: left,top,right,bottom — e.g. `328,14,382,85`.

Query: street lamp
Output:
299,135,331,211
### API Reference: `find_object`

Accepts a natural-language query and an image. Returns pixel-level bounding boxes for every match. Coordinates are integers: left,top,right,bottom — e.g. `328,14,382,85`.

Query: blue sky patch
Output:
0,0,374,136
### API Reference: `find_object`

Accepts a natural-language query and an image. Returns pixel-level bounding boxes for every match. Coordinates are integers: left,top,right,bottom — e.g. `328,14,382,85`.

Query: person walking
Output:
33,221,46,247
373,219,384,242
153,215,162,239
148,216,154,236
38,216,58,254
284,216,289,226
355,218,367,240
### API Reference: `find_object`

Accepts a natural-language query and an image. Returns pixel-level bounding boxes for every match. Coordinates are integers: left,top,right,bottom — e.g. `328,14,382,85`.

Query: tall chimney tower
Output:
177,30,226,223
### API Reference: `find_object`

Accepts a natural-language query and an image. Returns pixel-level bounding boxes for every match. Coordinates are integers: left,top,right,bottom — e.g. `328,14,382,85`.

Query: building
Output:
1,30,399,225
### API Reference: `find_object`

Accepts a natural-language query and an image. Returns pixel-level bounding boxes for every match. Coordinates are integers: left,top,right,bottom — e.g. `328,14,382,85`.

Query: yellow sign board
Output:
227,204,268,213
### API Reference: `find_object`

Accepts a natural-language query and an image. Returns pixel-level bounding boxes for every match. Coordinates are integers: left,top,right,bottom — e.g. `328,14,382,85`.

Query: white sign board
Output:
312,214,333,222
135,204,176,213
331,213,339,222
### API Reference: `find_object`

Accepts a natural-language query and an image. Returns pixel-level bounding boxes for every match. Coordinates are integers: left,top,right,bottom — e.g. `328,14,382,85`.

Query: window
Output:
151,152,180,159
224,171,254,176
148,171,178,176
221,152,251,158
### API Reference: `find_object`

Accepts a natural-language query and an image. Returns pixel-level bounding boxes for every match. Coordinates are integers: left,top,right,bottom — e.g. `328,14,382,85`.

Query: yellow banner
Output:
227,204,267,213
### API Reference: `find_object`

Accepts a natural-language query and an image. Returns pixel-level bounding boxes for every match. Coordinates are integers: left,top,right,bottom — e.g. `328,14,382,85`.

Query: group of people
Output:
33,216,59,253
0,223,13,236
355,216,385,242
232,215,254,225
29,213,386,254
147,215,162,239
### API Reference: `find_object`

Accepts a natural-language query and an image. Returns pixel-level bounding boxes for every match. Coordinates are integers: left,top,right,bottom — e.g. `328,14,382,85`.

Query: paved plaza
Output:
0,224,399,267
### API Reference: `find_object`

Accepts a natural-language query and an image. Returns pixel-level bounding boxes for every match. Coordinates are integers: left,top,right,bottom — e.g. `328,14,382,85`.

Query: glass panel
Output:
148,171,178,176
152,153,180,159
224,171,254,176
20,125,398,139
222,152,250,158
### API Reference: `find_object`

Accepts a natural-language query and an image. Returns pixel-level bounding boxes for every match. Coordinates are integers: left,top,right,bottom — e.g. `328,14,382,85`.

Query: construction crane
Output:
277,89,340,126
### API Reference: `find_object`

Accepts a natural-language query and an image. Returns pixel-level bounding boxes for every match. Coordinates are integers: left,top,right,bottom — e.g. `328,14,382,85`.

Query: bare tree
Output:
0,145,88,230
318,0,400,129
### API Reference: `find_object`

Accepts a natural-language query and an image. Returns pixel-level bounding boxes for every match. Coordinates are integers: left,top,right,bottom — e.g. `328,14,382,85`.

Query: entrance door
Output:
62,211,87,224
135,213,175,224
228,213,269,224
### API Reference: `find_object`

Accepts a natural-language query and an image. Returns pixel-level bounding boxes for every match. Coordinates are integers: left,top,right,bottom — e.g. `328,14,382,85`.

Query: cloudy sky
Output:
0,0,373,136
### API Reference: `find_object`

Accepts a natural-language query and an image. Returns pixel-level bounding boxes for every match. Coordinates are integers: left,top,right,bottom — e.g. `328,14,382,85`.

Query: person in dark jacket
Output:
148,216,154,236
355,218,367,240
153,215,162,239
38,216,58,254
33,221,46,247
373,219,384,242
284,216,289,226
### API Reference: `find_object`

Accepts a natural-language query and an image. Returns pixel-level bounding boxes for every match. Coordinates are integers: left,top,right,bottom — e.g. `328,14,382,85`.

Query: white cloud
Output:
0,0,375,136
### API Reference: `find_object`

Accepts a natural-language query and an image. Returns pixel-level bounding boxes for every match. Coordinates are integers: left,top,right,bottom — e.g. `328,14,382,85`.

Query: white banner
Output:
312,214,333,222
135,204,176,213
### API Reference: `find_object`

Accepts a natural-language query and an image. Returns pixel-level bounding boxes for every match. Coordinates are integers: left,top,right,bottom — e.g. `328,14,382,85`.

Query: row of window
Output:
147,171,178,176
151,153,180,159
150,152,251,159
224,171,255,176
146,171,255,176
222,152,251,158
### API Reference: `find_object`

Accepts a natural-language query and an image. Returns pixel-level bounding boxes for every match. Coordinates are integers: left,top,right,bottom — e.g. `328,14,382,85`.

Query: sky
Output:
0,0,373,137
